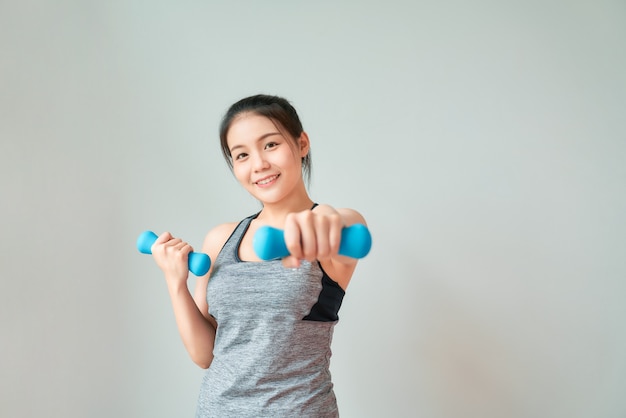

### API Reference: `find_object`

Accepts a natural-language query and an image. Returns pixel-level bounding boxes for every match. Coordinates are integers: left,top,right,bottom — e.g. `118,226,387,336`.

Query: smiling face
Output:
226,113,310,205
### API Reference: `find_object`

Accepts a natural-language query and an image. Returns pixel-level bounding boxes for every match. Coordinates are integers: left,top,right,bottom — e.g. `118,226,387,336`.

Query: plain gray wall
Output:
1,1,625,417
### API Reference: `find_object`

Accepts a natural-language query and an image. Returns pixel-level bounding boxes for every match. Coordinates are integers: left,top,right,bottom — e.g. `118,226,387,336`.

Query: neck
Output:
256,187,314,227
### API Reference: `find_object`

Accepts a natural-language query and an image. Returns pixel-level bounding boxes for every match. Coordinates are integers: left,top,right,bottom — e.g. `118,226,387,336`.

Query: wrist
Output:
165,276,189,294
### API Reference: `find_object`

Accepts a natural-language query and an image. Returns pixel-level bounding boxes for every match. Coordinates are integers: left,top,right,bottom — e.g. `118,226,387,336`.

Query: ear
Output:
298,132,310,157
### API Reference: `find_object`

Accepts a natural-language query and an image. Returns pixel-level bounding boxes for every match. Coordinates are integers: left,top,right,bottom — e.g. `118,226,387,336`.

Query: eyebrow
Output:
229,132,283,153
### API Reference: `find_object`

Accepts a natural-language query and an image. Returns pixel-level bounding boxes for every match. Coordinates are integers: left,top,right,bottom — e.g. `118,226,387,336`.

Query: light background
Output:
1,1,625,417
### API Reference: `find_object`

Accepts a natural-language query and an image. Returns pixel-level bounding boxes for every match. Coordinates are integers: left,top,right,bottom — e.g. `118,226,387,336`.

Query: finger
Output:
152,232,173,254
314,215,331,260
174,243,193,262
299,212,317,261
328,216,343,256
164,238,183,250
283,214,303,260
179,243,194,255
171,240,189,251
155,232,173,245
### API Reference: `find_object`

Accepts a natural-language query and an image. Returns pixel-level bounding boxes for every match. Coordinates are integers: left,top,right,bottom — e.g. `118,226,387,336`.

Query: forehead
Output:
226,113,283,147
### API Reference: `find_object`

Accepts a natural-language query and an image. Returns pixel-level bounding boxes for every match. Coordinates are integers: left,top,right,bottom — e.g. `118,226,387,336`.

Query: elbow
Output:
196,360,212,369
191,352,213,369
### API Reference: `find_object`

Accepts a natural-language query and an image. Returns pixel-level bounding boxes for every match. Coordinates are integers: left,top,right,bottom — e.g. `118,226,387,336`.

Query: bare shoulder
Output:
193,221,239,320
201,221,239,262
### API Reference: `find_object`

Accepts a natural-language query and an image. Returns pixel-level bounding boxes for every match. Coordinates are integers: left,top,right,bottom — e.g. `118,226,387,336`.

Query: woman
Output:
150,94,367,417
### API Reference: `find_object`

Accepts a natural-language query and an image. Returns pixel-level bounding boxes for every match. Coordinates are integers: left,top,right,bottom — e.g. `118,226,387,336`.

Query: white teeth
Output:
257,175,278,185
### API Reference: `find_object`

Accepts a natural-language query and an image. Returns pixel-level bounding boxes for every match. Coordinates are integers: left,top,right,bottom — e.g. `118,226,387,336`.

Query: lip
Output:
254,174,280,187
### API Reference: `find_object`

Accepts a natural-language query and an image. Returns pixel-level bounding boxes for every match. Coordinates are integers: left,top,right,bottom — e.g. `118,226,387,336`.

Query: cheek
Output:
232,165,249,184
280,147,302,169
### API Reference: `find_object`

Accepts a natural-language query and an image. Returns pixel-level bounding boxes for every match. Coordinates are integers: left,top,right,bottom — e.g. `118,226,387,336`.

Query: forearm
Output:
167,281,216,369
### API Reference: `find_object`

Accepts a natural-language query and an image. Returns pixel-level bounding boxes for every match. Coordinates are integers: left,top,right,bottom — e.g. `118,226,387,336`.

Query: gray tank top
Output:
197,213,345,417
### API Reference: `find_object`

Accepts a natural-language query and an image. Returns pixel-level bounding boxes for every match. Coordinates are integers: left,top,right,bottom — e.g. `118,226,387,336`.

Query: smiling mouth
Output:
255,174,280,186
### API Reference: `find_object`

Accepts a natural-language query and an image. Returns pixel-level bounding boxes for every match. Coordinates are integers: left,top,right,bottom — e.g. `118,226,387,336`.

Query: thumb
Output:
152,232,173,252
281,255,301,269
155,232,173,244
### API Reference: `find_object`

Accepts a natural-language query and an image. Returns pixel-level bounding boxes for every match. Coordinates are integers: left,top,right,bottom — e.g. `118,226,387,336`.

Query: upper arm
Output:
337,207,367,228
192,222,238,325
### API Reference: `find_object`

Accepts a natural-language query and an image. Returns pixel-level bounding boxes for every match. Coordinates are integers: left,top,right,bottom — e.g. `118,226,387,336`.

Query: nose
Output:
251,152,270,172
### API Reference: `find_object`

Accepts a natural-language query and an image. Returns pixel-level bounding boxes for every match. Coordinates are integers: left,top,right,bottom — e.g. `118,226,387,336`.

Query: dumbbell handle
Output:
253,223,372,261
136,231,211,276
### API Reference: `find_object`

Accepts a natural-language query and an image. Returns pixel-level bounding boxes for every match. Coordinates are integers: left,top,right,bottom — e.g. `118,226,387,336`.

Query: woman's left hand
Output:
282,205,344,268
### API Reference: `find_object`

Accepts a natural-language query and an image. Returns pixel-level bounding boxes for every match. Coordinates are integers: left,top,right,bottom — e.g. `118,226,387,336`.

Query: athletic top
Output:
197,212,345,417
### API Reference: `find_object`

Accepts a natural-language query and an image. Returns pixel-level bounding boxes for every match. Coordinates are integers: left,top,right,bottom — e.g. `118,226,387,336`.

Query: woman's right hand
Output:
151,232,193,285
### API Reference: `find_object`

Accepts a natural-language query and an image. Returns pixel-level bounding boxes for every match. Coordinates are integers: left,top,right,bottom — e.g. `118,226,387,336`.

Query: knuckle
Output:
304,245,317,259
315,214,328,227
299,210,313,223
285,239,300,255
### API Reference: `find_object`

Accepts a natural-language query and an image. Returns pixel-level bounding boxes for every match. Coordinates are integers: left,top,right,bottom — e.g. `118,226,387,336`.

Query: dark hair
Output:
219,94,312,184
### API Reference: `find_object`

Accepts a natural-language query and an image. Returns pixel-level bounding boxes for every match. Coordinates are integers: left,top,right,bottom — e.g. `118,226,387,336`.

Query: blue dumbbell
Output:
136,231,211,276
253,223,372,261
